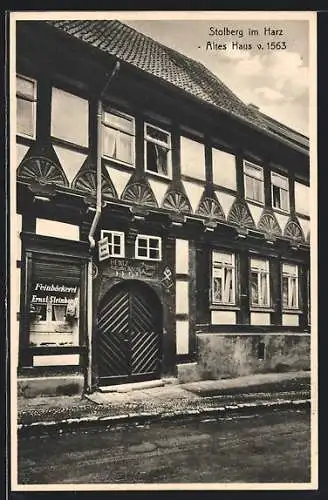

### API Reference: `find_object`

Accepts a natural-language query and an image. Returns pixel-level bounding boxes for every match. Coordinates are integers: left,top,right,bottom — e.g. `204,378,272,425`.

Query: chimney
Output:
248,103,260,111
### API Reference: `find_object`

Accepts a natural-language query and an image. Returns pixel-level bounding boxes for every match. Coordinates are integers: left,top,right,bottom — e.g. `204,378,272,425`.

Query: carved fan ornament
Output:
197,197,225,222
73,169,117,199
162,190,191,214
284,219,305,242
257,212,282,239
17,156,68,187
227,198,255,229
121,182,157,207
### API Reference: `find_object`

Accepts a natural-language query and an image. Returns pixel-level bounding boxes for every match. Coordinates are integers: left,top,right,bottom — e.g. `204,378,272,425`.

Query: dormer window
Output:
102,109,135,166
144,123,171,178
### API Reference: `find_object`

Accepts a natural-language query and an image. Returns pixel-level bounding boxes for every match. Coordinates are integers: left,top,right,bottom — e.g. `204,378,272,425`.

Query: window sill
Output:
273,207,290,216
282,309,303,315
17,132,36,142
250,307,275,313
245,198,264,208
145,169,172,181
102,154,135,169
210,305,240,311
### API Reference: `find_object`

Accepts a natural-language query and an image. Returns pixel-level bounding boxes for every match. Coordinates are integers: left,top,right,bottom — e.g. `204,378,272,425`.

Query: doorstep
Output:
98,378,166,393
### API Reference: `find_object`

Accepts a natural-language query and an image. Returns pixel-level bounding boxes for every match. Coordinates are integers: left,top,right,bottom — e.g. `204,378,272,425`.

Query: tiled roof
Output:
45,20,263,125
254,110,309,149
44,20,308,151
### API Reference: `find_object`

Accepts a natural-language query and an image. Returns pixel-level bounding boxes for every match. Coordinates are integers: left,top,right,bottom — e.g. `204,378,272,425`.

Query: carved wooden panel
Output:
72,168,117,198
257,211,282,238
121,181,157,207
17,156,68,187
196,196,225,222
227,198,255,229
283,218,305,242
162,190,191,214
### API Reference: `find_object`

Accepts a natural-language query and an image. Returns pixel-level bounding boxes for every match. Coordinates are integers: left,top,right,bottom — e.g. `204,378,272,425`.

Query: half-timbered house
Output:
14,20,310,396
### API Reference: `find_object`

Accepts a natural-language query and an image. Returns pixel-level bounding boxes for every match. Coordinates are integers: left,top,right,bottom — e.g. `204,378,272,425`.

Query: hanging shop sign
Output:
98,237,110,262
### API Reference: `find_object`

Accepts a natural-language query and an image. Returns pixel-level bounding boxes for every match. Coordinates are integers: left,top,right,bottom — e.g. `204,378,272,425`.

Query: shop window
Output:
144,123,171,177
250,257,270,307
16,74,37,139
100,230,125,258
271,172,289,212
244,161,264,204
28,258,81,347
212,251,236,305
51,87,89,147
103,109,135,165
135,235,162,261
180,136,206,180
295,181,310,216
282,263,299,310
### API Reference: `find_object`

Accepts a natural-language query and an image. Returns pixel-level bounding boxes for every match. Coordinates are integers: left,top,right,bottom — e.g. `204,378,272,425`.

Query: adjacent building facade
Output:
14,20,311,396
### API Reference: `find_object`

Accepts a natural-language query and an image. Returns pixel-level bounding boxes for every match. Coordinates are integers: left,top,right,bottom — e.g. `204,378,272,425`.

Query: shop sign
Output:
30,282,78,318
98,237,110,262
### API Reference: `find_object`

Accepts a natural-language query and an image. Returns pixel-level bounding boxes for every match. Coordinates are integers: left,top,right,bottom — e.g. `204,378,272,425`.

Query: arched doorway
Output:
96,280,163,386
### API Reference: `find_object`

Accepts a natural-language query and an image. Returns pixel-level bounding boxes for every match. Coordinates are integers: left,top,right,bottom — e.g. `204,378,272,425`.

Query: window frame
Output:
135,234,162,261
281,262,300,311
144,122,172,179
102,107,136,167
243,160,265,205
16,73,37,140
271,171,290,213
211,250,236,306
100,230,125,258
250,256,271,308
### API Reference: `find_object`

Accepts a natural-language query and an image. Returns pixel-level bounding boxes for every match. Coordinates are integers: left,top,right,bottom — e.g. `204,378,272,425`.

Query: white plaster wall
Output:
175,280,189,315
36,219,80,241
295,182,310,216
33,354,80,366
211,310,236,324
176,320,189,354
106,166,132,198
250,312,271,325
53,146,87,185
175,239,189,274
282,314,299,326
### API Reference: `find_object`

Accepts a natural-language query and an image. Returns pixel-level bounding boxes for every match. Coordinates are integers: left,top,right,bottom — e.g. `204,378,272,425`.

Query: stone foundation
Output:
17,374,85,398
195,333,310,380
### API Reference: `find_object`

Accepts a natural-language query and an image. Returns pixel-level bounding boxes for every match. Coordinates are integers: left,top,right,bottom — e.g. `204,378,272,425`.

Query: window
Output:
100,230,125,258
295,181,310,216
103,109,135,165
271,172,289,211
135,235,162,261
282,263,299,310
144,123,171,177
212,148,237,190
51,87,89,147
212,251,236,305
250,257,270,307
16,74,37,139
244,161,264,204
180,136,206,180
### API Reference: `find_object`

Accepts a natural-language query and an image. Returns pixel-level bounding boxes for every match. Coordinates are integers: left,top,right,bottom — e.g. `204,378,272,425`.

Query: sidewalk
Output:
17,370,311,434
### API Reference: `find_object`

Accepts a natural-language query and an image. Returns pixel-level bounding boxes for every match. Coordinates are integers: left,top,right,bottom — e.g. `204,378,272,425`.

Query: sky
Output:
126,19,310,136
